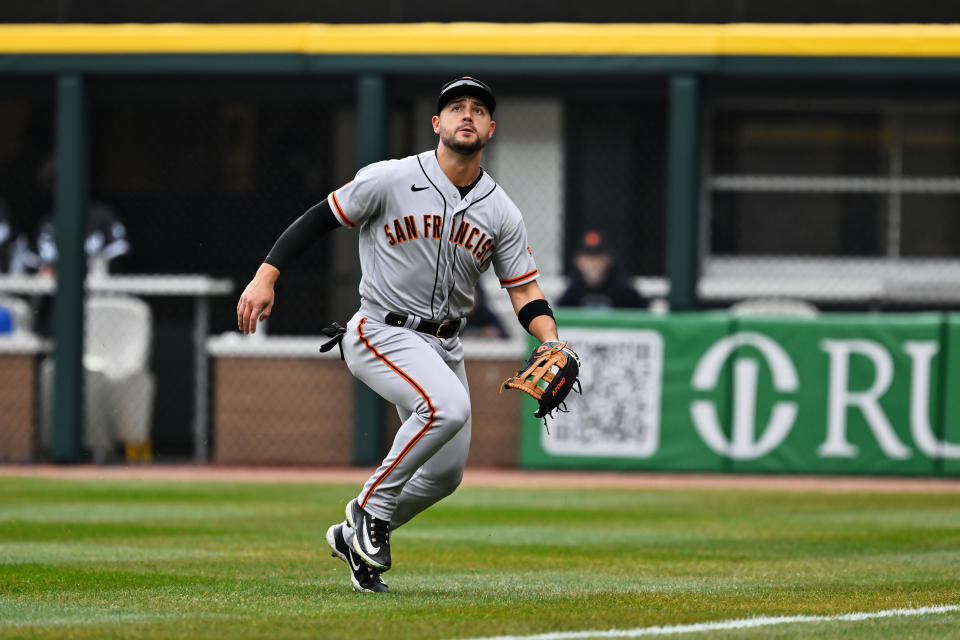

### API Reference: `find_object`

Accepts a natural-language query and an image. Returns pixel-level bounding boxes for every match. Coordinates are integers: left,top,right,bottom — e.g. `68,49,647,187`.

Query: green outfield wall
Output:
7,22,960,462
521,310,960,476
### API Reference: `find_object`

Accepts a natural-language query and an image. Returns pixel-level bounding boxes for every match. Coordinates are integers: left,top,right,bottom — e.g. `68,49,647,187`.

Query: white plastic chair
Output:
40,295,156,462
730,297,819,318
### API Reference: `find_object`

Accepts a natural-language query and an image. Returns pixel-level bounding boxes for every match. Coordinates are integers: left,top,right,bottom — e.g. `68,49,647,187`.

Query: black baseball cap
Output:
436,76,496,115
577,230,612,255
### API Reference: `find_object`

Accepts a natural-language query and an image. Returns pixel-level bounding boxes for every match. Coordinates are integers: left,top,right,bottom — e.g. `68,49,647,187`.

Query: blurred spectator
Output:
35,203,130,276
0,198,11,271
558,230,646,309
461,284,509,338
0,197,39,274
34,155,130,276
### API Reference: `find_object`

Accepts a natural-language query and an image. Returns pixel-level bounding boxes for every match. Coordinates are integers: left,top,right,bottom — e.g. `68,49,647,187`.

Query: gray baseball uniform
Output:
331,149,538,532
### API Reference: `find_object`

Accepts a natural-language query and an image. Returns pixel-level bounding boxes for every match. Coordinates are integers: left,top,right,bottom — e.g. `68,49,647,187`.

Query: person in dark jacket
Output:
558,229,646,309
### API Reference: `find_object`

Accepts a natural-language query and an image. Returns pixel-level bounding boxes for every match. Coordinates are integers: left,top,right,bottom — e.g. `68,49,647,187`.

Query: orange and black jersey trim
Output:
330,190,356,227
499,269,539,287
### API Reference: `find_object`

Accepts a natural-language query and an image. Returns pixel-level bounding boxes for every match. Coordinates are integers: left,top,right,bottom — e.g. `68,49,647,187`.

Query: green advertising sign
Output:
942,314,960,476
520,310,733,472
520,310,960,476
728,314,942,475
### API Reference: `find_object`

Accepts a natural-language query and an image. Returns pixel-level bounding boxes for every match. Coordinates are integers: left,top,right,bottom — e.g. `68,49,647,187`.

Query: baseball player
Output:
237,77,565,593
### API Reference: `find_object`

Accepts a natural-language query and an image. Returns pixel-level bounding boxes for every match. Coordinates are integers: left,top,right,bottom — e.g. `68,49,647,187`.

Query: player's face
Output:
433,97,495,155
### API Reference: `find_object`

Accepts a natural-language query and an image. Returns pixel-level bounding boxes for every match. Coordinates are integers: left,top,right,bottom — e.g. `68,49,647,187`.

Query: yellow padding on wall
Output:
1,23,960,57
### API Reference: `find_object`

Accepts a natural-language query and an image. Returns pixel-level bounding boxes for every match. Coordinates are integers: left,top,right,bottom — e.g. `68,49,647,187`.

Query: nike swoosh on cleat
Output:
348,551,362,571
411,184,430,192
362,516,381,554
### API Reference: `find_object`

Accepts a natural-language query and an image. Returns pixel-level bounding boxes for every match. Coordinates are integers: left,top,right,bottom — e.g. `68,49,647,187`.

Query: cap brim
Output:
437,83,496,114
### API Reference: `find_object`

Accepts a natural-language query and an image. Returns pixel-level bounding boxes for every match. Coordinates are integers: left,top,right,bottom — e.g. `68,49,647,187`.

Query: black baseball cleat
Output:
345,499,392,571
326,523,389,593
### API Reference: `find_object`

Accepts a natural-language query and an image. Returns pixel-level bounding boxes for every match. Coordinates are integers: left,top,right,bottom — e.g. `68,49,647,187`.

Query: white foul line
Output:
455,604,960,640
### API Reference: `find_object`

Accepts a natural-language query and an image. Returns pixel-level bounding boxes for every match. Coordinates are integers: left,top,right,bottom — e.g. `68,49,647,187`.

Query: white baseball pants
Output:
340,312,472,529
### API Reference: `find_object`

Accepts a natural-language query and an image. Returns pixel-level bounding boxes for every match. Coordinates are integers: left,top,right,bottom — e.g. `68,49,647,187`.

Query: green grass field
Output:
1,474,958,639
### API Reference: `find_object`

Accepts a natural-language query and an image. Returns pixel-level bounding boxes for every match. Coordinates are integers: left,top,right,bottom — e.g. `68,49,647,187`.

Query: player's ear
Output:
431,115,440,134
488,120,495,138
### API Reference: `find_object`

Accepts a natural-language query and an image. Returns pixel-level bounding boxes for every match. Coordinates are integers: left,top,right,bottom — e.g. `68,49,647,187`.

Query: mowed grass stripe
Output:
454,605,960,639
0,600,232,629
1,476,958,639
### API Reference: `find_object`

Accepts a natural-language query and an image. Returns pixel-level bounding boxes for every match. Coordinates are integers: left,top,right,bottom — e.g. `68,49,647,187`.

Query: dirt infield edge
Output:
1,464,959,493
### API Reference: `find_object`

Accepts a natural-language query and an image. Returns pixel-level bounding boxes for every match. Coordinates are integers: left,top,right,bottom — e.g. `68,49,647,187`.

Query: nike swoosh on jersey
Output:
410,184,430,192
362,517,381,554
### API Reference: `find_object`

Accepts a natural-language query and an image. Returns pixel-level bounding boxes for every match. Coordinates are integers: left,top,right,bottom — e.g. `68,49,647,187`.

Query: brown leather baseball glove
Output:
501,341,581,424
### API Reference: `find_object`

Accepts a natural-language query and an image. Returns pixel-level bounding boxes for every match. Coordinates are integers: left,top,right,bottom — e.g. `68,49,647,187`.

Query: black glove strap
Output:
319,322,347,360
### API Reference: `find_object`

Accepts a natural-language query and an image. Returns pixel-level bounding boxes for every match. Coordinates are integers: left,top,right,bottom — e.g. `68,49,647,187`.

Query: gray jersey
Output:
328,150,539,321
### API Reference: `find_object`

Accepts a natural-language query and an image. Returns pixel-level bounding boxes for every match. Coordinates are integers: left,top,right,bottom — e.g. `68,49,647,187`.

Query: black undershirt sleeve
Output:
263,199,340,270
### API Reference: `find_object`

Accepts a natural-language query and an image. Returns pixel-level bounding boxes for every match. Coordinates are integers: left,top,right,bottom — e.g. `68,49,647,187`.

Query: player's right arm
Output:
237,199,339,335
238,162,384,334
237,263,279,334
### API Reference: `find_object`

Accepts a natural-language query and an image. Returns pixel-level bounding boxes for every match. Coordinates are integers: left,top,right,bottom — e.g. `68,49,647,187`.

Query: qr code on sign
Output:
543,329,663,458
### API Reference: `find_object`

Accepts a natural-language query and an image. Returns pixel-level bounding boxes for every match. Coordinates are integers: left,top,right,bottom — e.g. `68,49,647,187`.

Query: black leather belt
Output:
385,312,461,339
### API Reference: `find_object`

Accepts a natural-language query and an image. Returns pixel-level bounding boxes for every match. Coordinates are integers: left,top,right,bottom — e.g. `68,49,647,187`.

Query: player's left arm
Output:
502,280,581,419
506,280,559,343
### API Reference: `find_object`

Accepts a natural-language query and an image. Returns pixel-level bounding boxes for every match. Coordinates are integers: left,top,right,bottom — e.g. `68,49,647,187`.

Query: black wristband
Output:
517,298,554,334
